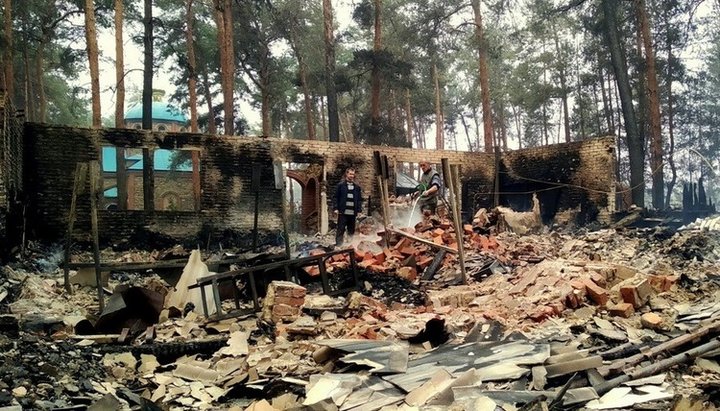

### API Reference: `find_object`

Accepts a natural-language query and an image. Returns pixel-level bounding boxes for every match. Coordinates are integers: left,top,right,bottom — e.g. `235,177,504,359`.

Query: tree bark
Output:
636,0,663,209
634,24,648,158
404,88,413,146
499,103,508,150
432,63,444,150
322,0,339,142
598,64,613,134
115,0,127,208
3,0,13,107
215,0,234,135
602,0,644,207
22,48,30,121
202,68,216,134
664,20,676,209
288,23,316,140
185,0,199,133
36,41,47,122
553,34,571,143
142,0,153,130
85,0,102,128
471,0,493,153
115,0,125,128
260,60,271,136
370,0,382,129
142,0,154,212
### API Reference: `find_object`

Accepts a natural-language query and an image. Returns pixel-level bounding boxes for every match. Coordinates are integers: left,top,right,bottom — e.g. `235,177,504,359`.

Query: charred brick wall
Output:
22,123,614,247
0,95,24,255
501,138,616,223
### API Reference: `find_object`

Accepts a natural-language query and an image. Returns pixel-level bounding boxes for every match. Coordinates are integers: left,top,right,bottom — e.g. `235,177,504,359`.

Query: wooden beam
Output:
63,162,88,294
448,162,467,285
89,160,105,312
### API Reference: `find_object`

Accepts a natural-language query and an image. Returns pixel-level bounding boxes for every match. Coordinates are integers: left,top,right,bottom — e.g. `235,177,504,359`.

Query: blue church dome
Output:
125,101,188,124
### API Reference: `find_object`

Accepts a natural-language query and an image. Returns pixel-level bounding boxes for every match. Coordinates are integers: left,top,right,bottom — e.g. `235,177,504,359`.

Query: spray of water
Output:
407,196,422,228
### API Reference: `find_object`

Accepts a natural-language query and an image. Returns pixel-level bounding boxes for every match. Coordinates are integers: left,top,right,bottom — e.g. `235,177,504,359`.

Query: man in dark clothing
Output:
415,161,443,216
334,168,363,246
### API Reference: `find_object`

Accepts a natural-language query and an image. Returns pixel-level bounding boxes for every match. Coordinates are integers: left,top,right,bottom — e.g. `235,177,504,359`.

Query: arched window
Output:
161,192,180,210
134,124,141,129
158,125,167,131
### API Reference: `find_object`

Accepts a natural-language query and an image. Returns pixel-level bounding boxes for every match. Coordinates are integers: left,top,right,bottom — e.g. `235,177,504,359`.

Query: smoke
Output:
390,201,423,229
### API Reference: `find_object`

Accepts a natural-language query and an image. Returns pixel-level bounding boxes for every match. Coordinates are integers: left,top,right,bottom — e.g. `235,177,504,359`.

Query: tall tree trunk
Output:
115,0,125,128
260,64,271,136
499,104,508,150
115,0,127,209
432,63,444,150
322,0,339,142
404,88,413,146
370,0,382,129
3,0,13,107
215,0,234,135
578,69,587,139
319,96,327,139
602,0,644,207
511,105,522,149
22,48,30,121
471,0,493,153
185,0,199,133
287,24,315,140
85,0,101,128
634,24,648,156
202,69,216,134
636,0,663,209
664,20,676,209
469,106,478,148
298,59,315,140
542,41,549,146
598,64,613,133
142,0,153,130
591,82,602,135
36,41,46,122
460,114,472,150
552,33,571,143
142,0,154,212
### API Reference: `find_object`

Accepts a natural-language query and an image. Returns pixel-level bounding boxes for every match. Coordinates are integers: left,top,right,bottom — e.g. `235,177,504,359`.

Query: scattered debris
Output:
3,214,720,410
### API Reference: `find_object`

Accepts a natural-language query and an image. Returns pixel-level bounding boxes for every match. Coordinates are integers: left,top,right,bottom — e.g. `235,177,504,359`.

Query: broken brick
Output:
373,252,386,265
400,246,418,256
569,280,587,291
358,260,374,269
582,278,609,306
262,281,306,323
396,266,418,281
608,302,634,318
392,238,410,251
648,274,678,292
529,306,556,322
589,272,607,288
640,312,664,330
620,279,653,308
369,265,390,274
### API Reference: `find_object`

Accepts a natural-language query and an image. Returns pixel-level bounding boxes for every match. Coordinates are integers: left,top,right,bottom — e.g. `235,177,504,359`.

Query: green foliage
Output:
353,113,410,147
